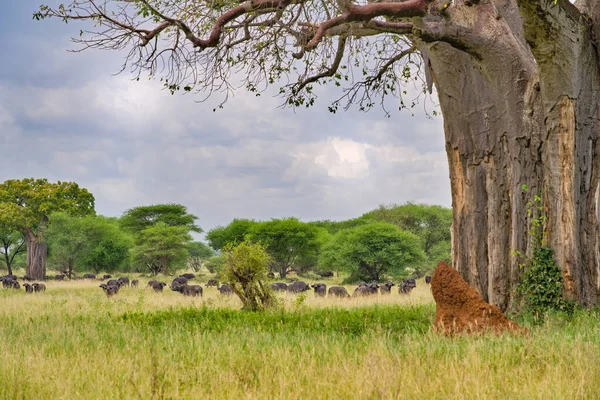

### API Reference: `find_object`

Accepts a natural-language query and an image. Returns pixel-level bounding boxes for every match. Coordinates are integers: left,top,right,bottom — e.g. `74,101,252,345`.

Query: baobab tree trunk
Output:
418,0,600,311
24,228,47,280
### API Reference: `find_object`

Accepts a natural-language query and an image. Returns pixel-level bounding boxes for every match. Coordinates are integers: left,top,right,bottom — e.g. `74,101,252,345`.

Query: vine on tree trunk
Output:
513,186,574,321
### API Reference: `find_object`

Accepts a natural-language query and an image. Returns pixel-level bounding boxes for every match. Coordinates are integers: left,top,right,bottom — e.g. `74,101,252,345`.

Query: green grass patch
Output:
120,304,435,336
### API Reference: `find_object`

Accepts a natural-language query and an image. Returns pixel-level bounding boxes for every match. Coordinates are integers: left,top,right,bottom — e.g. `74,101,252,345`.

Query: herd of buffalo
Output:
0,273,431,298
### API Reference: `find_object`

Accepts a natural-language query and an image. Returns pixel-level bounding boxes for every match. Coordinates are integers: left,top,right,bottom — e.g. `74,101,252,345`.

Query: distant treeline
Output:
0,178,451,282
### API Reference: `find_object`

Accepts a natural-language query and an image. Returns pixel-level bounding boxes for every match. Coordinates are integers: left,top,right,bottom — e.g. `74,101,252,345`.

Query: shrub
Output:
222,241,277,311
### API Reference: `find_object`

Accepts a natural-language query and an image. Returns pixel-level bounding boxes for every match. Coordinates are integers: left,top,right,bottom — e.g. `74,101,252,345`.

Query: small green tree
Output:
222,241,276,311
363,202,452,264
121,204,200,275
0,225,26,275
319,223,425,282
186,241,213,272
46,214,132,277
246,217,326,278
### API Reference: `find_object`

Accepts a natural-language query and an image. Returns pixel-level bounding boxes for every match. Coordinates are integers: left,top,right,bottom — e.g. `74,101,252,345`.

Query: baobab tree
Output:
37,0,600,310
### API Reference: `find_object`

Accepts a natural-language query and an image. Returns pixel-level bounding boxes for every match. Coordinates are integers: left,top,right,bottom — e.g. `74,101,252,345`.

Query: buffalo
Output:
32,283,46,292
328,286,350,298
399,278,417,294
130,279,139,288
83,273,96,280
311,283,327,297
106,279,121,288
425,275,432,284
1,277,16,289
55,274,66,281
315,270,334,278
171,276,188,288
117,277,130,287
100,283,120,297
102,274,112,280
287,281,310,293
180,273,195,280
206,279,219,287
270,282,288,292
217,284,233,295
353,282,379,297
172,283,203,297
151,282,167,292
379,281,395,294
12,282,20,290
182,285,203,297
147,280,157,288
23,283,34,293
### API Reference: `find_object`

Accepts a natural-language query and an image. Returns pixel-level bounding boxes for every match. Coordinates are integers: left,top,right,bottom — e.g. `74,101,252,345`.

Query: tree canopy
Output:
206,219,256,251
46,213,133,277
319,222,425,282
0,178,95,232
131,222,193,275
0,178,95,279
186,241,214,272
246,217,328,278
120,204,201,234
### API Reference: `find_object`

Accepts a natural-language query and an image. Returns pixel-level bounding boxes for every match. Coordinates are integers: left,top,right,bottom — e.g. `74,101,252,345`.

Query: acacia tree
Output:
0,179,95,279
38,1,600,310
121,204,200,274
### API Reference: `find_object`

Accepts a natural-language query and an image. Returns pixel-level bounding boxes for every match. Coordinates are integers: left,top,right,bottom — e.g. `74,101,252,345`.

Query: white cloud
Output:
0,39,451,231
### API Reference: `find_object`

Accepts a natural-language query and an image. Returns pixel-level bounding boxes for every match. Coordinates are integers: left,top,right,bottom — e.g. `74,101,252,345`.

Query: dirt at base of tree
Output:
431,261,523,335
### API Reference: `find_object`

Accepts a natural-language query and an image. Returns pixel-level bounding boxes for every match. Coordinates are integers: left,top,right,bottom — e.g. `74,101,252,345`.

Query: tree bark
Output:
24,228,47,280
419,1,600,311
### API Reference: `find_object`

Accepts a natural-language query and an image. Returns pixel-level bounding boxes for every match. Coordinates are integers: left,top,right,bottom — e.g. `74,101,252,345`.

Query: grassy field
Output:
0,276,599,399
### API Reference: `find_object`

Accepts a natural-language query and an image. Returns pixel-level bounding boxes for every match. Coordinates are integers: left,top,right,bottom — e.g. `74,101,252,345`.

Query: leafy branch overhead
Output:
35,0,463,115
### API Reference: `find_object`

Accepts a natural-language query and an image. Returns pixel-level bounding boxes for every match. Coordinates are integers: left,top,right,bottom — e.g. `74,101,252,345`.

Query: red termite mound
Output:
431,261,523,335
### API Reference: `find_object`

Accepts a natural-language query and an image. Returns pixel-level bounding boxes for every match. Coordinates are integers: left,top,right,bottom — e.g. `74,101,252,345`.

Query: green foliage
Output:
122,304,433,336
186,241,213,272
206,218,256,251
81,217,133,274
121,204,199,275
309,217,370,235
130,223,193,275
205,254,225,274
363,202,452,266
222,241,276,311
46,213,132,276
0,178,95,234
516,247,574,321
246,217,328,277
514,187,571,320
120,203,201,234
0,225,26,274
319,222,425,282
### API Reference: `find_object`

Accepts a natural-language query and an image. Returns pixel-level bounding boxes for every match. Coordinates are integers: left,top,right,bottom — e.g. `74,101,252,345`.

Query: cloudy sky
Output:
0,1,450,235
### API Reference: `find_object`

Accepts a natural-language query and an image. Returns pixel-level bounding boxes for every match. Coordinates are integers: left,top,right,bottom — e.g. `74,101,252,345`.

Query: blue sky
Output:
0,1,451,233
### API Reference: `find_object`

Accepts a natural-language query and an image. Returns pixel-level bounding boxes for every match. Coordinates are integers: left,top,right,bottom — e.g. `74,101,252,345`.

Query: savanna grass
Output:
0,277,599,399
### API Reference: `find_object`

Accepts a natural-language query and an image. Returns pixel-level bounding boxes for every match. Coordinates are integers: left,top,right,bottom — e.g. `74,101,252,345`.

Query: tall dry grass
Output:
0,277,598,399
